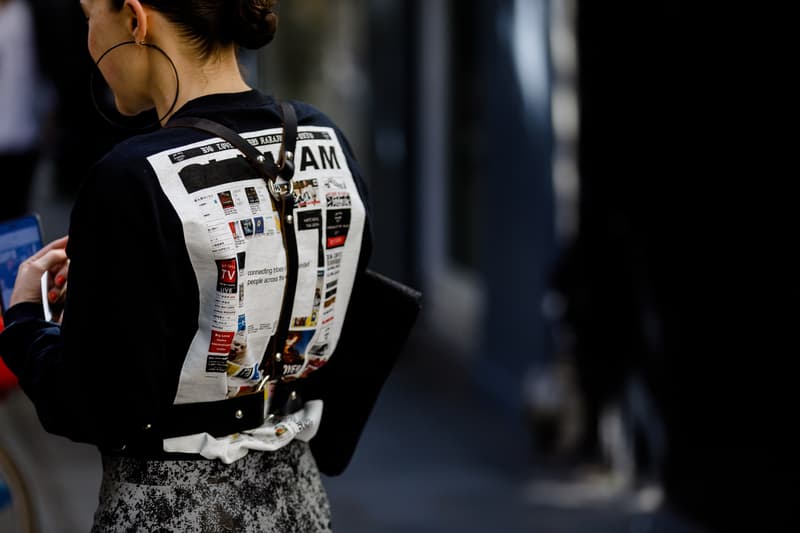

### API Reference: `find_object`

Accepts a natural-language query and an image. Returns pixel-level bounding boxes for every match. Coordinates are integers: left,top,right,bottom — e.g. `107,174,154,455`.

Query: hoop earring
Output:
89,40,180,130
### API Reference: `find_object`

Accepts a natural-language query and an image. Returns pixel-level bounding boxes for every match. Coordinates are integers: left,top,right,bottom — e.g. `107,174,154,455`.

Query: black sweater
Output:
0,90,371,450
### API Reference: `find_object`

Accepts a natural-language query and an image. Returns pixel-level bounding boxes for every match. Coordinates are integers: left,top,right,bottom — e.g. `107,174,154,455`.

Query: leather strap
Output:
167,113,296,194
168,116,273,172
276,101,297,180
165,103,301,426
159,389,266,439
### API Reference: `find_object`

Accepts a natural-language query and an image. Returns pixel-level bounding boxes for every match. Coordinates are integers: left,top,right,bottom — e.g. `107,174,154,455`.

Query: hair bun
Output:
231,0,279,49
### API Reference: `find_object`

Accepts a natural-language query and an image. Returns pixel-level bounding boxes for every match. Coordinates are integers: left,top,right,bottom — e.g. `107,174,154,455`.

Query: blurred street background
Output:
1,0,790,531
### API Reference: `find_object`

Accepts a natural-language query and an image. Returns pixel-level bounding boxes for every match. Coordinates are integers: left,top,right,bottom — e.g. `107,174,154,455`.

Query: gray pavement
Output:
0,159,712,532
323,335,709,533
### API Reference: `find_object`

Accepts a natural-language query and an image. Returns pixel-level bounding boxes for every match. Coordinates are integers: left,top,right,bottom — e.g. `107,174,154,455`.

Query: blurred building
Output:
253,1,560,420
263,0,578,440
252,2,788,530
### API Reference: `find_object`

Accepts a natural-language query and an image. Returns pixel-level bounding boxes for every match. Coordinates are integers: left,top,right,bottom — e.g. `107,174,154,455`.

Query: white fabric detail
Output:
162,399,323,464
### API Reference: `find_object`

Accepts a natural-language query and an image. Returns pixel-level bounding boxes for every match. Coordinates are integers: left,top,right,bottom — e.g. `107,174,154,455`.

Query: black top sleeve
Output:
0,150,198,447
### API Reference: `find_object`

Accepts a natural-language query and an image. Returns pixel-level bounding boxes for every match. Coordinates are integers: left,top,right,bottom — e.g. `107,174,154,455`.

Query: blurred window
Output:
256,1,369,160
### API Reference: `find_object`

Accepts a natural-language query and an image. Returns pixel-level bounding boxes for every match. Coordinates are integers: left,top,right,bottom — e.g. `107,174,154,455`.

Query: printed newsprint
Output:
147,126,365,405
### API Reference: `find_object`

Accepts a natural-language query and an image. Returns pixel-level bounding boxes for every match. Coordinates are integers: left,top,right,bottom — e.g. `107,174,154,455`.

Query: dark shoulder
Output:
86,127,206,191
288,101,353,147
287,100,359,158
289,100,337,128
95,127,198,168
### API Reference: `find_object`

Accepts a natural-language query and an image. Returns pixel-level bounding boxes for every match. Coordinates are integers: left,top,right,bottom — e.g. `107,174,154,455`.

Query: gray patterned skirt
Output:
91,440,332,532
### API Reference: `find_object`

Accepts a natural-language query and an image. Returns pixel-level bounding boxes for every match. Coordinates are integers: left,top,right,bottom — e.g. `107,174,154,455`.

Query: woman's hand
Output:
10,237,70,318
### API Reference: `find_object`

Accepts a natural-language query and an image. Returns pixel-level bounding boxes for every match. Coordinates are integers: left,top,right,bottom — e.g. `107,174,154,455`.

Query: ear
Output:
124,0,148,43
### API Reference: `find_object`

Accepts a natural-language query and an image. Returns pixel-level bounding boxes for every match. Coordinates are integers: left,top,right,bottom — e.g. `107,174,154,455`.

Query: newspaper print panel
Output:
147,126,365,404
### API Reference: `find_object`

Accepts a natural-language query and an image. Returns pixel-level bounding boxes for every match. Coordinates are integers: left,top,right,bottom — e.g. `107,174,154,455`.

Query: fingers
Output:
28,235,68,262
47,288,64,305
36,249,69,272
9,248,70,309
53,262,70,289
48,258,70,304
16,249,67,281
41,251,69,305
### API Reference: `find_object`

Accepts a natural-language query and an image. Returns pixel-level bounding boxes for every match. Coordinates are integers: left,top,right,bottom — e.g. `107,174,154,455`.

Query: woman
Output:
0,0,371,530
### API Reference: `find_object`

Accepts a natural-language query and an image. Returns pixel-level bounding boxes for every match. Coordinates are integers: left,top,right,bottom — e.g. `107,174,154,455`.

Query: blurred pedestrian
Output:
0,0,41,222
29,0,138,199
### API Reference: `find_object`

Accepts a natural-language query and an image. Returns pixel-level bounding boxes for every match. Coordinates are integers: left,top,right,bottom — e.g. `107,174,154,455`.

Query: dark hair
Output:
111,0,279,57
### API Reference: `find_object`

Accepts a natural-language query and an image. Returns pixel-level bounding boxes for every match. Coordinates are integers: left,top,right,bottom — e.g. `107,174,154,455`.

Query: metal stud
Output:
290,390,297,401
285,151,294,162
235,409,244,420
286,214,293,225
256,155,265,163
275,353,282,362
143,423,152,431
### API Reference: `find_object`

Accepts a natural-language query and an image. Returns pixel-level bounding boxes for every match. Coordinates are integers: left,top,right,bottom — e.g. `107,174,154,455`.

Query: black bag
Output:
303,269,421,475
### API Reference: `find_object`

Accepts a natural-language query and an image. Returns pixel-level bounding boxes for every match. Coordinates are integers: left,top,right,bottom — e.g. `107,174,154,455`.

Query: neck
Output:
150,45,250,125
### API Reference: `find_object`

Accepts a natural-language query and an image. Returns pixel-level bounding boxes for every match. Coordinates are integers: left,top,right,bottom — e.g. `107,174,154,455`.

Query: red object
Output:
0,315,19,393
326,236,346,248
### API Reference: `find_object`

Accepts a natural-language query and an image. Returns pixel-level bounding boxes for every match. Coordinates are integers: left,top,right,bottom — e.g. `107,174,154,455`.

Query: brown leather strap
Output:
166,116,295,187
165,103,301,425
